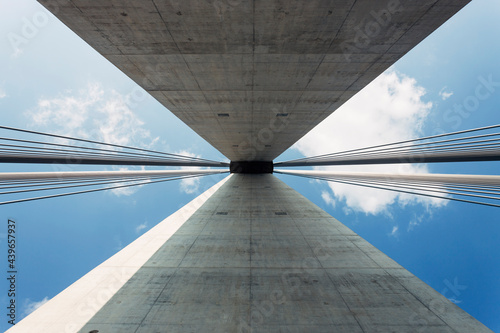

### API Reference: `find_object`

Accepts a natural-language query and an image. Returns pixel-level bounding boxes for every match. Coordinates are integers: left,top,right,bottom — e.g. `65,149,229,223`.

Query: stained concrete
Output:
69,174,489,332
38,0,471,161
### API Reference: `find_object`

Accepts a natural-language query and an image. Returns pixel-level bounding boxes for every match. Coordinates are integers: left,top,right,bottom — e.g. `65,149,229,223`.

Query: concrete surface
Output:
6,176,230,333
37,0,471,161
31,174,489,332
16,2,490,332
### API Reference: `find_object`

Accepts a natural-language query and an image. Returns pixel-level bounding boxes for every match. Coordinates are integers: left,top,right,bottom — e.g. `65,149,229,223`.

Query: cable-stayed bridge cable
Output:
275,124,500,167
0,169,228,205
275,169,500,208
0,126,228,167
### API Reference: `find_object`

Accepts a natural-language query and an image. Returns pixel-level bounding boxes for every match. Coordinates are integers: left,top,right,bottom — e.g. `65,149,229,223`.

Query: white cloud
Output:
294,70,447,215
177,150,204,194
22,297,49,318
0,88,6,99
408,213,424,231
26,83,159,197
321,190,335,208
109,180,143,197
135,221,147,234
439,86,453,100
180,176,200,194
27,82,157,147
110,185,138,197
389,225,399,237
343,206,353,216
107,167,149,197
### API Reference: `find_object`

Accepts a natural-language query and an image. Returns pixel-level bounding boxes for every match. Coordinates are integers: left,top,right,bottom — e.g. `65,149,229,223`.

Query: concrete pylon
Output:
8,174,491,332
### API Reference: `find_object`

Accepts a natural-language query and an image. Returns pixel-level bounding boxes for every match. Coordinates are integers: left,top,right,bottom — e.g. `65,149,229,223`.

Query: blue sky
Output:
0,0,499,332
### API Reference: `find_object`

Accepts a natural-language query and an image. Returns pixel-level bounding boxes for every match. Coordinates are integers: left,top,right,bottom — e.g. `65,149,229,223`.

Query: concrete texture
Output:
37,0,471,161
17,2,490,332
6,177,230,333
50,174,489,332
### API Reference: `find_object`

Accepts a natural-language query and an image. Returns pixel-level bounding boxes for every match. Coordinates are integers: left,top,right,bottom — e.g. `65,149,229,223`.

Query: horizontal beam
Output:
0,169,228,181
275,150,500,167
0,154,229,167
275,169,500,186
230,161,273,173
